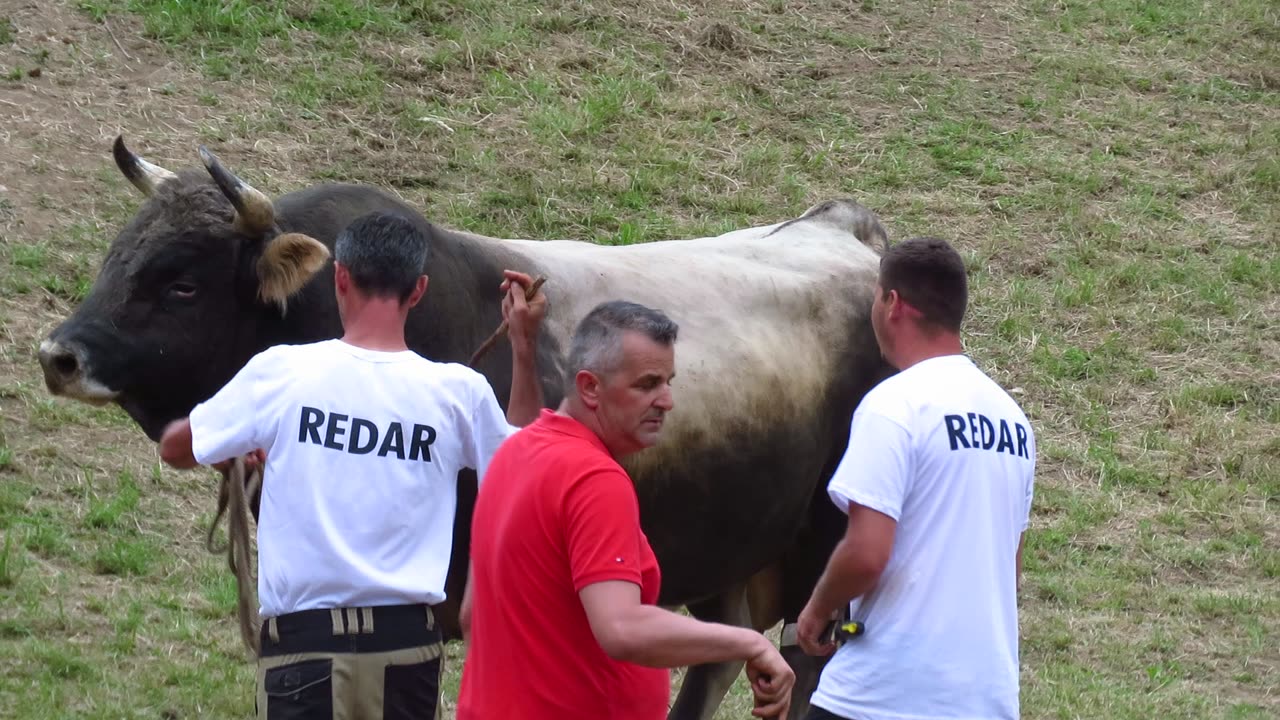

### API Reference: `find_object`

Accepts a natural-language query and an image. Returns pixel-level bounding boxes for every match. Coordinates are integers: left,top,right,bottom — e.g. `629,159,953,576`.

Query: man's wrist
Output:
738,626,772,660
511,341,537,365
808,579,843,621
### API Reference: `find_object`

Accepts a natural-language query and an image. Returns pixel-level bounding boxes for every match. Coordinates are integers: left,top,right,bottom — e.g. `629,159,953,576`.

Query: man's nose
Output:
654,384,674,411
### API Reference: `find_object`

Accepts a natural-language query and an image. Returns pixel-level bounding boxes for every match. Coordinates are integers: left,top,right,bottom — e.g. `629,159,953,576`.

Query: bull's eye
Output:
167,281,198,300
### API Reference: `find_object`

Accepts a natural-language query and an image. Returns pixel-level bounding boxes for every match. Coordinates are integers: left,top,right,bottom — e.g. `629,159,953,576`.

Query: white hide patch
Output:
459,203,884,471
38,339,121,406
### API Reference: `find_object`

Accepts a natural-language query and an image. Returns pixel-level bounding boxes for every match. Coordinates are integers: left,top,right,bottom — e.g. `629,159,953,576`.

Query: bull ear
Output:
257,233,330,312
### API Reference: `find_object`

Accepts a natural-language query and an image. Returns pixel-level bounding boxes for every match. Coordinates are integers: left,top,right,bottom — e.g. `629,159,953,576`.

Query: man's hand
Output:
212,449,267,474
745,640,795,719
796,601,838,657
500,270,547,355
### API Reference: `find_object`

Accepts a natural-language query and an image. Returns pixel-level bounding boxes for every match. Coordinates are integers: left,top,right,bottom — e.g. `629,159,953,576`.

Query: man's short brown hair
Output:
878,237,968,332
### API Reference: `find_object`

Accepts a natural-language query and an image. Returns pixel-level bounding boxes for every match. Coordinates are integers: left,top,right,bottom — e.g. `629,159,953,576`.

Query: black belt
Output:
259,603,440,657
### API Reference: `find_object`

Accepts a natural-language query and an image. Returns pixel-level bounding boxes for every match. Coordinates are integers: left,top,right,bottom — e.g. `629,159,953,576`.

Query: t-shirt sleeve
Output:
465,378,518,484
564,468,646,591
827,402,914,522
189,351,273,466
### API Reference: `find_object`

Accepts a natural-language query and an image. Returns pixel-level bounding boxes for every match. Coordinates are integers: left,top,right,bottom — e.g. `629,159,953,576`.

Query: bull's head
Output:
37,136,331,440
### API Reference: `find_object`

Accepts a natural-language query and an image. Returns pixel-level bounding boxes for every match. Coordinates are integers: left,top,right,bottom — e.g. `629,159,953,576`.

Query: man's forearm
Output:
808,538,883,619
459,559,475,638
158,418,199,469
607,605,768,669
506,347,544,426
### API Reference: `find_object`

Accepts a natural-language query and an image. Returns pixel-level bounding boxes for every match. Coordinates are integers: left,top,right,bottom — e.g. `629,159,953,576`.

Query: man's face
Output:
871,281,891,357
595,331,676,456
334,262,352,325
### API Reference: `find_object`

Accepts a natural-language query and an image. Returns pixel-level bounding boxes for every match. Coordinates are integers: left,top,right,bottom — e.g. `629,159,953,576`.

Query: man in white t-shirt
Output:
796,237,1035,720
157,211,547,720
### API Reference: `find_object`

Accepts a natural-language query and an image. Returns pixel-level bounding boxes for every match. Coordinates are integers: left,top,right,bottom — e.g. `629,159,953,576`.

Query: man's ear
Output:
887,289,924,324
885,289,903,319
334,262,350,295
258,233,331,312
404,275,429,309
576,370,602,410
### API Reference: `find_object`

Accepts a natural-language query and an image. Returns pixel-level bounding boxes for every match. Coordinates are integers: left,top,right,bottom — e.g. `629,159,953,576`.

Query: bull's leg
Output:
772,493,848,720
747,563,831,720
778,643,829,720
667,583,751,720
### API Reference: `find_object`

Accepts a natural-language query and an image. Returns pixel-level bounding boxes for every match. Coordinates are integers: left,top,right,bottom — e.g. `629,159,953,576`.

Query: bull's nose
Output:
38,339,83,393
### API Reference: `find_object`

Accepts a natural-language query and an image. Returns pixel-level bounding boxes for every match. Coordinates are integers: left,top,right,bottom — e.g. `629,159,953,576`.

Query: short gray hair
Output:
566,301,679,386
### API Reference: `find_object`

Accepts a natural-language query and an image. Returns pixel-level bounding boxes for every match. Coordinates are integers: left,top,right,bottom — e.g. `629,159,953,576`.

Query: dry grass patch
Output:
0,0,1276,718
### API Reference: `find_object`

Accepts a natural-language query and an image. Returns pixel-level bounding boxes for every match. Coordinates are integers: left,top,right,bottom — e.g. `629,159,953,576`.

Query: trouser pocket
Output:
382,656,442,720
264,658,334,720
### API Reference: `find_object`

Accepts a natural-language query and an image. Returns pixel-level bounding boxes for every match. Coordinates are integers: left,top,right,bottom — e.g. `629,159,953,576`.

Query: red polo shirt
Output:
458,410,669,720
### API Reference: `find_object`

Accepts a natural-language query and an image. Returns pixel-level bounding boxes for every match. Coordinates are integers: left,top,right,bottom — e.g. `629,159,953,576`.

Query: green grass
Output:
0,533,26,587
1,0,1277,718
83,474,140,530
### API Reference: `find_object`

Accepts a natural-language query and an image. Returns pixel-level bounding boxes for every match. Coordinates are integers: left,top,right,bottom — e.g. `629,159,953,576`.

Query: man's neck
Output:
340,298,411,352
558,400,628,460
891,335,965,371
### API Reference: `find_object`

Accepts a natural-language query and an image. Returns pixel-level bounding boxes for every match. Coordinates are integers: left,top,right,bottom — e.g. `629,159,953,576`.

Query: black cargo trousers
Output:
255,603,443,720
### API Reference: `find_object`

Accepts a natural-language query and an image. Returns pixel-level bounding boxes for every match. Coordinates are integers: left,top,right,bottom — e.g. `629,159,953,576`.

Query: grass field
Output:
0,0,1276,718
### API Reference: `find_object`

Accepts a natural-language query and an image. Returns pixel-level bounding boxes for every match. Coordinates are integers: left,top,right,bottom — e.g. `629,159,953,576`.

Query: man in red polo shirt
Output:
458,300,794,720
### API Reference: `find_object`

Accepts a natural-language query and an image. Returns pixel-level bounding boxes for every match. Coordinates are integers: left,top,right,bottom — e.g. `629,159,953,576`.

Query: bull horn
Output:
198,145,276,235
113,135,178,196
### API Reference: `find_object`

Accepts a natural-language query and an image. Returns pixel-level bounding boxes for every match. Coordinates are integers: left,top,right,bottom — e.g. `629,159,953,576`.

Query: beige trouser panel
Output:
256,645,443,720
257,607,442,720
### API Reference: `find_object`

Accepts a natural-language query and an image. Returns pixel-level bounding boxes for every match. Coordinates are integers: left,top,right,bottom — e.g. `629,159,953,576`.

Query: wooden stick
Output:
468,276,547,367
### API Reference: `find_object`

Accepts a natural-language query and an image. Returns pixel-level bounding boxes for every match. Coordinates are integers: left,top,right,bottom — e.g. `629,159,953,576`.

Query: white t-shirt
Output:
189,339,516,618
812,354,1035,720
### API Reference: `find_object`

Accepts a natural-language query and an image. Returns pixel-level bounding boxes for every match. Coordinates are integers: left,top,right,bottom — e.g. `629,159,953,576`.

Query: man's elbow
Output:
159,445,195,469
846,549,890,585
591,619,642,663
157,419,197,469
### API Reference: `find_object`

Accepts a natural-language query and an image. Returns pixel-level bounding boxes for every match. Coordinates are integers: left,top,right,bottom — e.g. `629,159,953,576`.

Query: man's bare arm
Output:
158,418,198,469
1016,532,1025,593
796,503,896,655
579,581,793,718
807,504,896,619
501,270,546,426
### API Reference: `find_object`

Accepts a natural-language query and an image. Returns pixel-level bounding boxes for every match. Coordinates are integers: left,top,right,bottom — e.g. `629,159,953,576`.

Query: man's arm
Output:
460,559,475,641
564,469,791,716
160,418,267,472
795,401,910,656
160,350,275,470
580,581,770,667
579,582,793,719
500,270,546,427
159,418,198,469
507,346,542,427
796,503,896,655
1016,532,1025,593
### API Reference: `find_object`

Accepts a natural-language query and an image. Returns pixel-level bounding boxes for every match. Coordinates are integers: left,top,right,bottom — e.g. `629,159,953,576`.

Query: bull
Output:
38,136,893,720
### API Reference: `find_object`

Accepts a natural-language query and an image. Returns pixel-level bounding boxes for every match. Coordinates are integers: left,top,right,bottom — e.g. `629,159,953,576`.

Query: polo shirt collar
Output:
536,409,612,456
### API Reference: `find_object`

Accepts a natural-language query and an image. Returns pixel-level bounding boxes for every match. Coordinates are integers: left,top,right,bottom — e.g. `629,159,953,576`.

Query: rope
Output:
468,276,547,367
208,457,261,656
